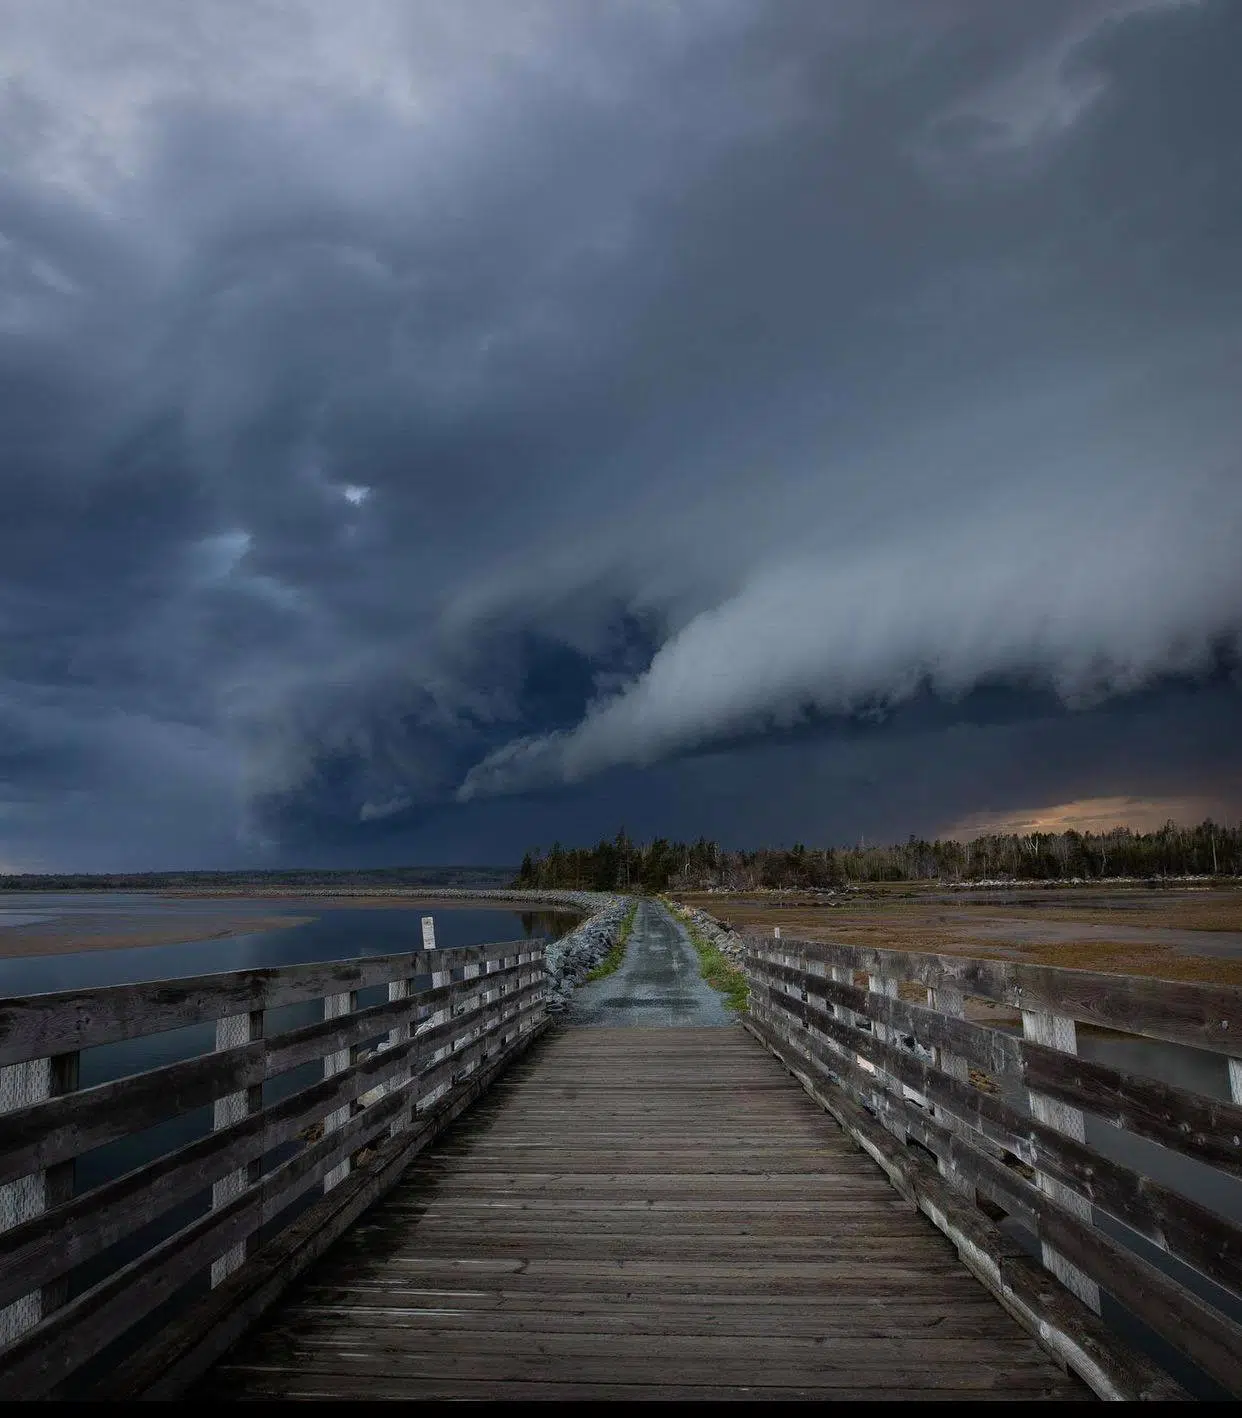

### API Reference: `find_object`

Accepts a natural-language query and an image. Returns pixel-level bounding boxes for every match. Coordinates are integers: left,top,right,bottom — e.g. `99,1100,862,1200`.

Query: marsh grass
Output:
584,900,638,982
663,903,749,1011
671,889,1242,986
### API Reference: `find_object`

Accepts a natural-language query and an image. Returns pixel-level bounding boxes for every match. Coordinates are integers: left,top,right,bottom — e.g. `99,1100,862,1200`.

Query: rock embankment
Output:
667,900,747,965
543,895,631,1013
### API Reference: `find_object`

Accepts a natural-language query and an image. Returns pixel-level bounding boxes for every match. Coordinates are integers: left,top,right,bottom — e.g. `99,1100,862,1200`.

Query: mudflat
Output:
0,891,573,960
672,884,1242,985
0,895,314,959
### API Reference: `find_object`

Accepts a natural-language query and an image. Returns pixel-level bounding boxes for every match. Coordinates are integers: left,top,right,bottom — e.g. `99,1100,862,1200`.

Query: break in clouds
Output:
1,0,1240,868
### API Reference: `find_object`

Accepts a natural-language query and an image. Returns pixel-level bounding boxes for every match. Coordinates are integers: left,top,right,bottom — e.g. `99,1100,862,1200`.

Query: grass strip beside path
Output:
664,901,749,1011
584,900,639,982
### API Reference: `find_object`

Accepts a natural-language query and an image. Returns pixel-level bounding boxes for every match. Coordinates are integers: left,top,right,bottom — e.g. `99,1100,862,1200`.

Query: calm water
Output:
0,894,578,1318
0,895,570,995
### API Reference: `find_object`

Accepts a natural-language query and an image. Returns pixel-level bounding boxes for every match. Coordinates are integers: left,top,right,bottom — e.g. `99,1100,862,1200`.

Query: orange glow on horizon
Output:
942,795,1228,841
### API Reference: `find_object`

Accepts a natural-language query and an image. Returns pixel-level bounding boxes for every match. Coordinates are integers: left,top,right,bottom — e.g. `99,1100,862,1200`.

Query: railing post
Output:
323,992,356,1192
867,971,906,1142
419,916,452,1110
809,956,857,1071
457,948,483,1080
210,1010,263,1284
926,986,972,1195
1021,1009,1101,1312
524,941,547,1033
386,969,417,1135
0,1050,79,1342
802,951,832,1049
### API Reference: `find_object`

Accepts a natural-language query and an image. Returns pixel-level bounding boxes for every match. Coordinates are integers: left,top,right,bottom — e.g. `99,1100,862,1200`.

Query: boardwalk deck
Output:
198,1027,1089,1401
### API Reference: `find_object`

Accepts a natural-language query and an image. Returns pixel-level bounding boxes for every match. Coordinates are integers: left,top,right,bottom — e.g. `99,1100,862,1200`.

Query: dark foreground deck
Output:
197,1027,1088,1401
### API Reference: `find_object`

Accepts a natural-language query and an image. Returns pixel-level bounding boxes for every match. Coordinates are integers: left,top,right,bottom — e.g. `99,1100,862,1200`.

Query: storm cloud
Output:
1,0,1239,868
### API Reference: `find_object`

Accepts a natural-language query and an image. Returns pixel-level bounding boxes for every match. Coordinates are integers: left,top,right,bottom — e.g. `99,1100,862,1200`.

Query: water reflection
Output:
0,904,579,996
1,901,578,1316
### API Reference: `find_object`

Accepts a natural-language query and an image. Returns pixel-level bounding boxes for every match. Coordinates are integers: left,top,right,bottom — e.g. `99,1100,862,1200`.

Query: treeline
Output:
514,821,1242,892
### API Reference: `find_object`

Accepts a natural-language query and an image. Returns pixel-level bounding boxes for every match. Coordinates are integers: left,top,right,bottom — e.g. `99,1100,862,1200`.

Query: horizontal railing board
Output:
0,979,546,1312
752,984,1242,1395
751,978,1242,1300
97,1017,553,1402
409,986,546,1101
741,1012,1184,1402
1017,1043,1242,1177
265,958,531,1077
746,936,1242,1056
0,990,546,1398
0,1041,267,1186
748,951,1242,1177
0,962,541,1183
0,940,543,1066
0,1063,424,1398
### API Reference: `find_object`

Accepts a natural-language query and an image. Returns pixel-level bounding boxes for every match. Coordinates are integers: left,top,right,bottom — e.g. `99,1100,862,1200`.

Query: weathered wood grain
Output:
0,983,550,1315
0,989,547,1398
745,936,1242,1055
0,939,539,1066
754,978,1242,1299
743,1009,1183,1401
752,984,1242,1394
188,1027,1091,1403
95,1018,551,1401
0,942,545,1394
750,950,1242,1175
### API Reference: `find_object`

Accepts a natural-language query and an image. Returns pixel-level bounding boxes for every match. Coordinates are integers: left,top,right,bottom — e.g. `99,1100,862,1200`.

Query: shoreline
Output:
0,891,588,962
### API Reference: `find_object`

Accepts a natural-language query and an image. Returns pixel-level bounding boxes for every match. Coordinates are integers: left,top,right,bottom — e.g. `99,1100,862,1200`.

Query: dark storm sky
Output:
1,0,1240,870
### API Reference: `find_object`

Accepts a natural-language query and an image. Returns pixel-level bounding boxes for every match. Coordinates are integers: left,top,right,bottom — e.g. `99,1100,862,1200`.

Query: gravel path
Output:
567,898,733,1028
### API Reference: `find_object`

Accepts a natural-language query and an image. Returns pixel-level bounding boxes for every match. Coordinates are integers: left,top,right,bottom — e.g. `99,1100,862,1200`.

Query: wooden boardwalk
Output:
199,1027,1088,1401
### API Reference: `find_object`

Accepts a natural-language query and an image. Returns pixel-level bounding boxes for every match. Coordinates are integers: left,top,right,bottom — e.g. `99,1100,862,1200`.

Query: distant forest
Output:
514,821,1242,892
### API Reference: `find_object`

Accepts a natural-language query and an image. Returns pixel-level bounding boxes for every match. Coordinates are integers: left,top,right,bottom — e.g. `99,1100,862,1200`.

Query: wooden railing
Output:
744,934,1242,1401
0,937,547,1398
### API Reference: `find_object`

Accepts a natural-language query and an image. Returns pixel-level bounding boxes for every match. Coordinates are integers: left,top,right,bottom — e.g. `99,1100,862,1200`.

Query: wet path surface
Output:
568,899,732,1028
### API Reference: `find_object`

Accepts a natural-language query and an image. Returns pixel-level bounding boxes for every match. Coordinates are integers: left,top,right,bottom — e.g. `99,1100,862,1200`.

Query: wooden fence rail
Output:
742,934,1242,1398
0,937,548,1398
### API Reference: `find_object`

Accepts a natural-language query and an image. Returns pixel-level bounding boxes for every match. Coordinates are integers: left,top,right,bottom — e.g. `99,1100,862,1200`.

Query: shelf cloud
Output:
1,0,1240,867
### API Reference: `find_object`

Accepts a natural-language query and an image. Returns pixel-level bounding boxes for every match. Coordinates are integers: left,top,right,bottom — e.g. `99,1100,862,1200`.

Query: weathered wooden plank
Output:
1021,1009,1100,1311
0,998,549,1399
321,990,356,1193
210,1010,263,1286
277,1302,1027,1337
0,1041,266,1186
753,997,1242,1394
743,1012,1183,1401
0,964,541,1186
187,1025,1107,1405
750,951,1242,1177
0,940,544,1066
754,981,1242,1303
93,1019,552,1402
0,987,543,1315
206,1372,1083,1402
203,1347,1080,1388
746,936,1242,1056
0,1057,53,1345
386,966,415,1136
